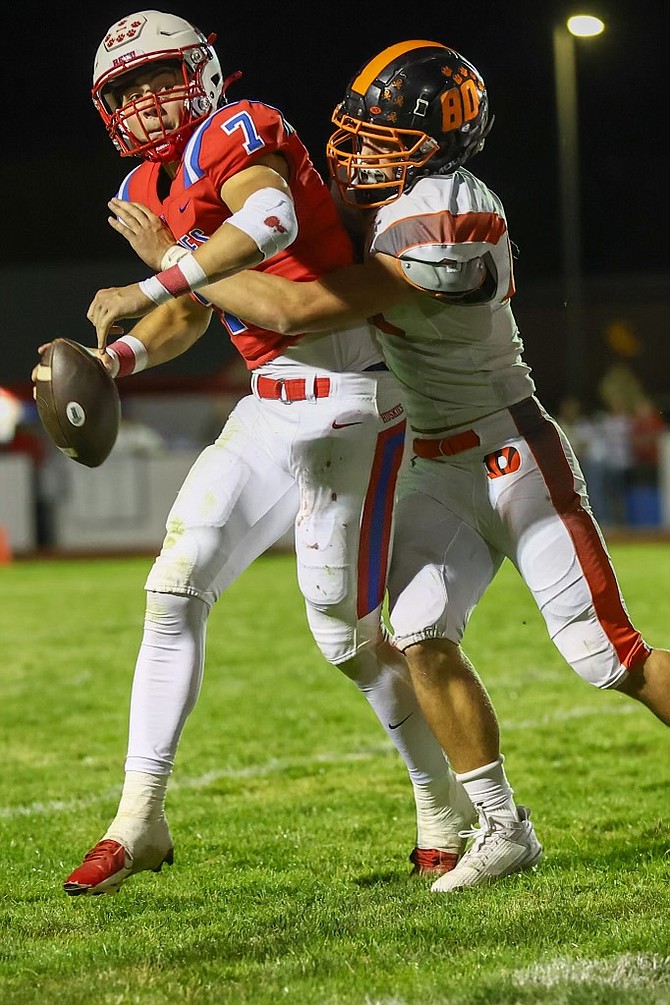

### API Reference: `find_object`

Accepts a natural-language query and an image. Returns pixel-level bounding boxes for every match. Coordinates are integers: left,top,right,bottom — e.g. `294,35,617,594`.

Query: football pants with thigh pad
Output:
388,487,502,650
146,398,297,604
293,384,405,665
496,434,643,689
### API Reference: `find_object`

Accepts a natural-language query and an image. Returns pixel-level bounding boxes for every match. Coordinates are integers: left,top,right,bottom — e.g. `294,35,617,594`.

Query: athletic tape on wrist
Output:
225,187,298,261
139,254,209,306
105,334,149,378
160,244,191,271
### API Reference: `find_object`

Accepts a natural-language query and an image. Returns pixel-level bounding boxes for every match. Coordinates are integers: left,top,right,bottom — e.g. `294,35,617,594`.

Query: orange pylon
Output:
0,525,12,564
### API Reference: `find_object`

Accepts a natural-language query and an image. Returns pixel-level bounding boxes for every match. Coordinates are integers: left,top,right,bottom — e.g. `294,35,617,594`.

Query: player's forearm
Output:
202,271,339,335
139,301,211,365
204,259,411,337
105,300,211,377
189,222,264,285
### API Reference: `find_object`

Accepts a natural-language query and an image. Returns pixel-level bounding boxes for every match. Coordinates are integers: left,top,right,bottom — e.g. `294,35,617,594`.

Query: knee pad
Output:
144,591,210,638
308,606,382,668
552,613,629,689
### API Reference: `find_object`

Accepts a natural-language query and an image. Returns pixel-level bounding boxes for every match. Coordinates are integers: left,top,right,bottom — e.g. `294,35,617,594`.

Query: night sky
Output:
8,0,669,281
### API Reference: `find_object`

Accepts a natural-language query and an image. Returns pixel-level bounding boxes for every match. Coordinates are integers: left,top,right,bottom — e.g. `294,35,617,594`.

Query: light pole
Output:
552,14,605,399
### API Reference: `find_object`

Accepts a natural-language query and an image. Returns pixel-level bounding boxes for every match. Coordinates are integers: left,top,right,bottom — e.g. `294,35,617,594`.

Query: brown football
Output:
33,339,121,468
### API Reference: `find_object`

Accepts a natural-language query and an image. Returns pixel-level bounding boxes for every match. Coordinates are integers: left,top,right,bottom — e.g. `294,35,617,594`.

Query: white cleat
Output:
431,805,542,893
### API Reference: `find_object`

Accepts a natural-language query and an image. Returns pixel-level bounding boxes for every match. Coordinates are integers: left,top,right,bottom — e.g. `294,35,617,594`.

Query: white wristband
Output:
139,254,209,306
105,334,149,378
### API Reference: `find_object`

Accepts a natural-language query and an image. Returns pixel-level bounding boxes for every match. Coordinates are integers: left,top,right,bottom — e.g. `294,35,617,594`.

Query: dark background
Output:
6,0,668,275
2,1,669,401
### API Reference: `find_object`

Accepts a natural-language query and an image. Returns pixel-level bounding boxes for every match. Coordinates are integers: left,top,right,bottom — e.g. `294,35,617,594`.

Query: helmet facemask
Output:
95,47,217,162
328,113,440,208
92,12,225,163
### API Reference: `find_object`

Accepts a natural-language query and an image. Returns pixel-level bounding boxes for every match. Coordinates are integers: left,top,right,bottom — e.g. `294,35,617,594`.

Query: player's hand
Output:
88,285,154,352
31,342,51,383
32,327,125,381
108,198,176,270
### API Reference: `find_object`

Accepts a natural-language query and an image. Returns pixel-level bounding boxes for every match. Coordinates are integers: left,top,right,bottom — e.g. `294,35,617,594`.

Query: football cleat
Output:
409,847,460,876
63,817,174,896
431,805,542,892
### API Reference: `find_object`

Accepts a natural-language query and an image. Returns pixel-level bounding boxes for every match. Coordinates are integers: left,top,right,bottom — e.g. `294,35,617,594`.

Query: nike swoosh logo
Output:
179,202,190,213
388,713,413,730
332,420,363,429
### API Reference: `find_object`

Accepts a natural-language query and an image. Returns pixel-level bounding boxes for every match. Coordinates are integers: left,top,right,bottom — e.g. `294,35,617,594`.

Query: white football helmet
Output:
92,10,226,162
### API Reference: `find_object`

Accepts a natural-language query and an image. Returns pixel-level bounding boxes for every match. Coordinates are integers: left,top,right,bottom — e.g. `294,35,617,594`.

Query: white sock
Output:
115,770,168,819
104,770,169,846
340,634,473,849
455,755,518,819
413,769,475,851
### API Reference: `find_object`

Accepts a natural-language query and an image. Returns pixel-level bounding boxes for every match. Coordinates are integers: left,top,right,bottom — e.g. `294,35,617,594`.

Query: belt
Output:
413,428,481,458
254,375,331,402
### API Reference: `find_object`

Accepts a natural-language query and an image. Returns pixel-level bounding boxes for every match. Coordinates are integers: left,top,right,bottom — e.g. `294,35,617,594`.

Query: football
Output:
33,338,121,468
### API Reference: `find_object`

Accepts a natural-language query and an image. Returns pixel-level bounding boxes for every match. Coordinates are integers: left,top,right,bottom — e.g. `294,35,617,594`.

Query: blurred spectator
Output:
560,395,633,530
555,396,594,464
555,396,613,525
598,360,644,416
597,397,633,528
629,395,667,486
0,387,22,444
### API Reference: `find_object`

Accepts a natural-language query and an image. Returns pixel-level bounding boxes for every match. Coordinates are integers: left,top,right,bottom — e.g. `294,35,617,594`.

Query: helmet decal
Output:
440,77,482,131
102,14,148,52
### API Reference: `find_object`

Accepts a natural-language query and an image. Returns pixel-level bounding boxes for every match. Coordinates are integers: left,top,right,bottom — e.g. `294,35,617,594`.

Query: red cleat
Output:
64,839,133,896
409,847,460,877
64,831,173,896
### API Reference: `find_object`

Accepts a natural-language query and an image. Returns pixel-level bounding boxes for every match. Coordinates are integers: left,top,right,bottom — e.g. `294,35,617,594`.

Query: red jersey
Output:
117,100,354,368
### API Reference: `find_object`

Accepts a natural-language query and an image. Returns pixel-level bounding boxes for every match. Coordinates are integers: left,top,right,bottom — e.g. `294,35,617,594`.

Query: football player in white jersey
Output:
117,39,670,892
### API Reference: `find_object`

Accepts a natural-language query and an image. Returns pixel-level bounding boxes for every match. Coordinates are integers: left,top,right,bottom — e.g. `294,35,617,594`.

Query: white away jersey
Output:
368,169,535,431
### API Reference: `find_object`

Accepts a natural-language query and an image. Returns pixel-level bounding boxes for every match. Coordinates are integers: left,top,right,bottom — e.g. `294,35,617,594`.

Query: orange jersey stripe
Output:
377,210,507,252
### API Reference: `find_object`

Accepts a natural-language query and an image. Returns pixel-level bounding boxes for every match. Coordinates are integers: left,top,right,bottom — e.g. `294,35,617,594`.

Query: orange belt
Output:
413,428,481,458
254,375,331,402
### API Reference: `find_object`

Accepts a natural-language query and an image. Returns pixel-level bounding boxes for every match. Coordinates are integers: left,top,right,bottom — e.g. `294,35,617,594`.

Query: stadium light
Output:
552,14,605,398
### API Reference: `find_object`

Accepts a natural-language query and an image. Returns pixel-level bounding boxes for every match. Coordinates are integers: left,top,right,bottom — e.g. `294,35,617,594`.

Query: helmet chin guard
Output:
92,10,226,161
327,40,492,208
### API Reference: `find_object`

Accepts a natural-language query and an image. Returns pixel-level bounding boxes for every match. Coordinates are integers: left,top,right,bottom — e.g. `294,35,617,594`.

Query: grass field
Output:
1,543,669,1005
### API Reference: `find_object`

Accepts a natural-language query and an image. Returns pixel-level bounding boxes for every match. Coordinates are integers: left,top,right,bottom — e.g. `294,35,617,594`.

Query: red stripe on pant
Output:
357,420,406,620
509,398,650,672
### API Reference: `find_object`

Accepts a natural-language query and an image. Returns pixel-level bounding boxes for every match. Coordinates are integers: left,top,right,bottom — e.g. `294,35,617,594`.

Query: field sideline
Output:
1,543,669,1005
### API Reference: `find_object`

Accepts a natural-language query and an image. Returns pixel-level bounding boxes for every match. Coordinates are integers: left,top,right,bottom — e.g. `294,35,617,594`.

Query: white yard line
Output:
0,746,394,819
0,702,638,820
512,953,670,990
360,955,670,1005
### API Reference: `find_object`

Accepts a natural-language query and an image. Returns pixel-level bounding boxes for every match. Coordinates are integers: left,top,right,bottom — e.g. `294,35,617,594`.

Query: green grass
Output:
1,544,669,1005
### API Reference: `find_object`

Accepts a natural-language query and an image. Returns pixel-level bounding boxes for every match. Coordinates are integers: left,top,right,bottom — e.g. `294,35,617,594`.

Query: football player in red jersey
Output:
57,14,481,896
117,40,670,892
